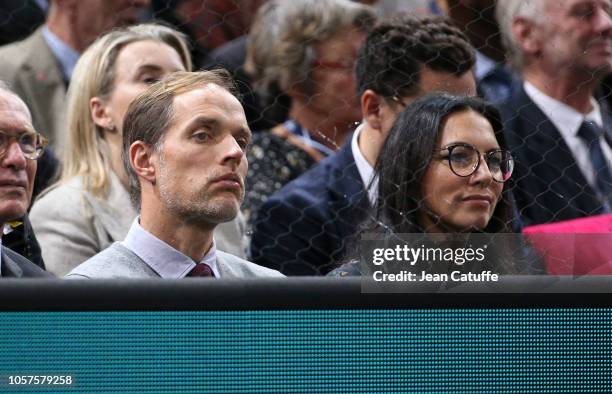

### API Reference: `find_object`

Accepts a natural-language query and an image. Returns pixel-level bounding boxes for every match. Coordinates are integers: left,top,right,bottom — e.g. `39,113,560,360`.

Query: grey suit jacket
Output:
1,246,53,278
31,174,249,276
66,242,284,279
0,26,66,150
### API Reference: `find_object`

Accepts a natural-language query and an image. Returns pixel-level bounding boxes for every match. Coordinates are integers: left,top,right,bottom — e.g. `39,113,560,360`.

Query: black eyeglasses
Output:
436,143,514,183
0,130,48,160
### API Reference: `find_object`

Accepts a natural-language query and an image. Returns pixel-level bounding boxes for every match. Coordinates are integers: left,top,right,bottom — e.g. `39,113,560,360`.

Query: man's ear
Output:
129,141,156,184
90,96,117,134
361,89,384,131
512,16,541,57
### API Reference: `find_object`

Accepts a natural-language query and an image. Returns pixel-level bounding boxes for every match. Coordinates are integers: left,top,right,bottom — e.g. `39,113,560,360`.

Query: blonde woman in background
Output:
30,24,247,276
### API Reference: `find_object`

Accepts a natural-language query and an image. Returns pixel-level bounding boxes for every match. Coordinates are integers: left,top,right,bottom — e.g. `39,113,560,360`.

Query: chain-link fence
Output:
1,0,610,277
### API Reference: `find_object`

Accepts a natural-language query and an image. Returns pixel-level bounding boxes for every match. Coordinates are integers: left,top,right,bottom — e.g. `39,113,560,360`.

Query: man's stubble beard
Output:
157,160,243,228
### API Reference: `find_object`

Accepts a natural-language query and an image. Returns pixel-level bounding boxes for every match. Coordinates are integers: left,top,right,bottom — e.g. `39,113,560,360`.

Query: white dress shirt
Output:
351,122,378,206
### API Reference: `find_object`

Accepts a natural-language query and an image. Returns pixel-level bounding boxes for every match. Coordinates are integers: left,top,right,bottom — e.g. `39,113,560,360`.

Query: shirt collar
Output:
34,0,48,12
524,81,602,138
122,218,220,278
284,119,336,157
0,223,17,276
475,51,497,81
351,122,377,206
42,25,80,80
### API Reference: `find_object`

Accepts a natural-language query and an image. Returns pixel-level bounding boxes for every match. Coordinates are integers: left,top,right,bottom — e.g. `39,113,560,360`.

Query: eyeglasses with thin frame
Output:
0,129,48,160
435,143,514,183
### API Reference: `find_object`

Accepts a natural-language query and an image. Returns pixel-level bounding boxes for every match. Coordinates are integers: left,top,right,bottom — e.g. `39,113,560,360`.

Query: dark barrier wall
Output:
0,278,611,392
1,309,611,393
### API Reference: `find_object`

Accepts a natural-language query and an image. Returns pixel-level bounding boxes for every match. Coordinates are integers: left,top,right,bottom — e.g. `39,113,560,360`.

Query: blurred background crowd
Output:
0,0,610,278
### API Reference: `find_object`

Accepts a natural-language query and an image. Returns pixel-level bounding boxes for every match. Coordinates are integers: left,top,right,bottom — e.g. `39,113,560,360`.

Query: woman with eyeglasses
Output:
29,24,247,276
242,0,376,225
330,93,543,276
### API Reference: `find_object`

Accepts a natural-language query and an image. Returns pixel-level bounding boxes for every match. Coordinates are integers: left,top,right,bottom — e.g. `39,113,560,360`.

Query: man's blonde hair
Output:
122,70,239,208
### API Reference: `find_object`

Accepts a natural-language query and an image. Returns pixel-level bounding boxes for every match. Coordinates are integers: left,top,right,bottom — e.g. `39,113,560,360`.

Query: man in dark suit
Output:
250,16,477,275
0,84,52,278
495,0,612,225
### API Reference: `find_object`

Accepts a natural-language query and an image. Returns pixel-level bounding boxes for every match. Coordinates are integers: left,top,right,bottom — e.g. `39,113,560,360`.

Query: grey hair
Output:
245,0,376,98
495,0,546,70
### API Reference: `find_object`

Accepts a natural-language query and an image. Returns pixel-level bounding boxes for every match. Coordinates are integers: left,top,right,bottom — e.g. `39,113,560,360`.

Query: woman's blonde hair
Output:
61,23,192,198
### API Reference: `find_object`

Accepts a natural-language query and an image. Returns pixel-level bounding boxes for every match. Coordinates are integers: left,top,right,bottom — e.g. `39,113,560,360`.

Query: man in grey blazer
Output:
67,70,283,279
0,84,52,278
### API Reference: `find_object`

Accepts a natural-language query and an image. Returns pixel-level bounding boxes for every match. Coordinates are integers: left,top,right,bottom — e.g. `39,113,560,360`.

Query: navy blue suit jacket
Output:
501,84,611,225
249,140,371,275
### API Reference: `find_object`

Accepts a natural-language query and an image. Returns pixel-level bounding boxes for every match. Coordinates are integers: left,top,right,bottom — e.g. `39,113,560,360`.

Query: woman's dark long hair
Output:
333,94,544,276
372,93,514,233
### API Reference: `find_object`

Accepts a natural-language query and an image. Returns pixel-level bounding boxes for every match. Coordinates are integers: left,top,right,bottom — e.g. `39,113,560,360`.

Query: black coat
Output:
250,139,370,275
501,83,611,225
1,246,53,278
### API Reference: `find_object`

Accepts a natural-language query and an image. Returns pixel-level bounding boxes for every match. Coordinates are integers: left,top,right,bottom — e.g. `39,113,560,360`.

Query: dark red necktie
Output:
187,263,214,277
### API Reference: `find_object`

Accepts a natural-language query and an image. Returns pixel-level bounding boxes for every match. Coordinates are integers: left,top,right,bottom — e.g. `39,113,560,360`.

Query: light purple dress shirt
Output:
122,219,220,278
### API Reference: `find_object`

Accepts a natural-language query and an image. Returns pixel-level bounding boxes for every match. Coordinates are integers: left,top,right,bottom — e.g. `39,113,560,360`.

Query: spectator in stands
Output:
442,0,515,104
329,94,537,276
152,0,263,67
202,0,288,132
30,25,247,277
0,83,52,278
242,0,377,224
67,71,283,279
0,0,150,152
496,0,612,225
250,16,477,275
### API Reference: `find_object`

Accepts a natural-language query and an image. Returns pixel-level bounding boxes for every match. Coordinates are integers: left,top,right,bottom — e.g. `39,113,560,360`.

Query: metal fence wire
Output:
1,0,610,276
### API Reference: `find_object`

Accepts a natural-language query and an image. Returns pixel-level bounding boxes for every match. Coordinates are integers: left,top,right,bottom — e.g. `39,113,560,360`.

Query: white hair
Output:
0,80,32,120
495,0,546,70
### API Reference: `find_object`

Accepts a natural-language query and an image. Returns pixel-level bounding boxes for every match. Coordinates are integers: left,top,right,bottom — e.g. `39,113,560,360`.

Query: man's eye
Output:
236,138,250,150
572,4,595,19
192,132,210,142
19,133,36,147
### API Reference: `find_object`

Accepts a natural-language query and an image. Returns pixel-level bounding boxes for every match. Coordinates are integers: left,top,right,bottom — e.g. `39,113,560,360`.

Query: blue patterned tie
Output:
577,121,612,210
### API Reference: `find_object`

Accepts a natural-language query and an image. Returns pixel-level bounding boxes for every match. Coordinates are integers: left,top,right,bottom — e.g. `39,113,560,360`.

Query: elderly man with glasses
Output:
0,83,52,278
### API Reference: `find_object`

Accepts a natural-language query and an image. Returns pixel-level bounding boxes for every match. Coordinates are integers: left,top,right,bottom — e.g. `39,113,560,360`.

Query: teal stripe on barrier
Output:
0,309,610,393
